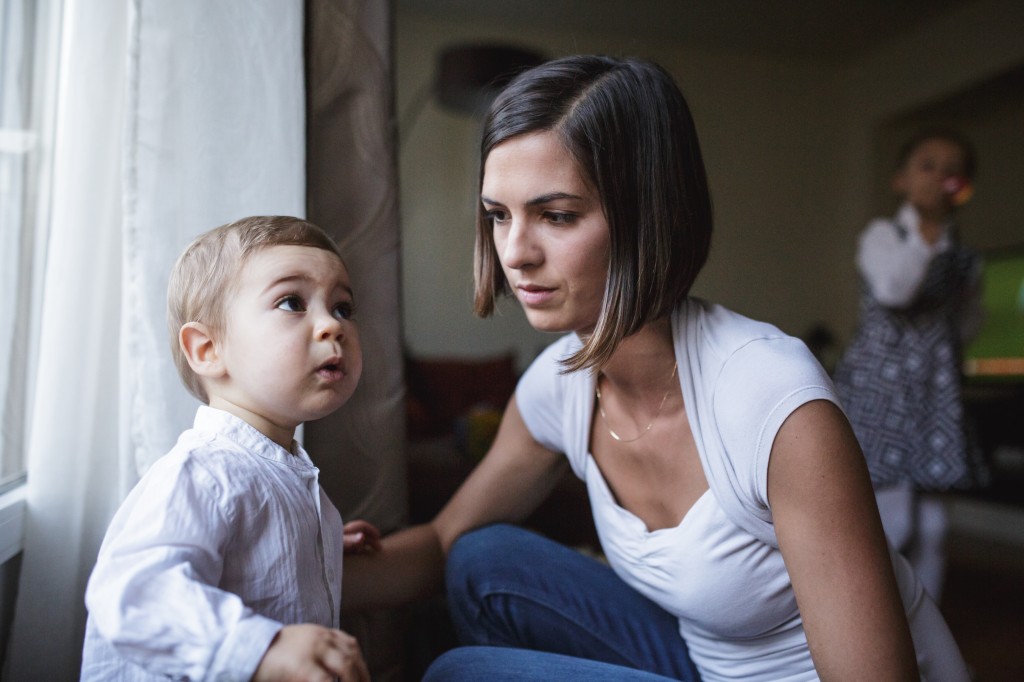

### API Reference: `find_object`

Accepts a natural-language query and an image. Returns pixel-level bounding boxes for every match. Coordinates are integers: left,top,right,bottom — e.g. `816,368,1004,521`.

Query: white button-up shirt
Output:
81,406,344,681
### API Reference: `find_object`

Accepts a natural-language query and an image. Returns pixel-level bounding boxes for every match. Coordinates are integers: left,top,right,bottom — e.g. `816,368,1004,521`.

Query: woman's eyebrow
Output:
526,192,584,205
480,192,584,206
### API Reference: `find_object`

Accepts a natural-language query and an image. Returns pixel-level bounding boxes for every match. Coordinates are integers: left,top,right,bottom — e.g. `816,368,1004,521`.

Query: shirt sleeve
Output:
84,454,281,681
856,218,941,308
514,336,575,455
712,336,839,512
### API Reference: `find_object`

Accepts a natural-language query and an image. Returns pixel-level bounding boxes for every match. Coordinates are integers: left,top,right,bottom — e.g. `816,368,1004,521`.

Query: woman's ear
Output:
179,322,225,379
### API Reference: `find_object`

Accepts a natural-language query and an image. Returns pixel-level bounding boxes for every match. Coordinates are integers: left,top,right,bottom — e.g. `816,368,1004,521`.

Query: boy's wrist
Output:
206,614,282,682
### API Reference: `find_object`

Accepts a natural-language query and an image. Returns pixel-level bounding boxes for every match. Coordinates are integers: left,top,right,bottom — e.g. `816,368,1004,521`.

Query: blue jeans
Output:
427,524,700,681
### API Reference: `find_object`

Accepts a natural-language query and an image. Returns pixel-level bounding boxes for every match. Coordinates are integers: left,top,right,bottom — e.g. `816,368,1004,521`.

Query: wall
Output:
396,1,1024,368
395,13,846,371
837,0,1024,297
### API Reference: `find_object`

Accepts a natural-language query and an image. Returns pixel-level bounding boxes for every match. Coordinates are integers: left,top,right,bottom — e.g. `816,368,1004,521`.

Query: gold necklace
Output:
595,361,678,443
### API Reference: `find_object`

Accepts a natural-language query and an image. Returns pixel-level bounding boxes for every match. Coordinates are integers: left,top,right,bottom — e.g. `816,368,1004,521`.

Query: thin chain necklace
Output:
595,361,678,443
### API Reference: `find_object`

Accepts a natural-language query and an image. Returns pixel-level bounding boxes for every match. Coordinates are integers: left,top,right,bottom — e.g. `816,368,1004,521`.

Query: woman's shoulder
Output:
677,299,831,405
679,299,795,360
517,333,585,397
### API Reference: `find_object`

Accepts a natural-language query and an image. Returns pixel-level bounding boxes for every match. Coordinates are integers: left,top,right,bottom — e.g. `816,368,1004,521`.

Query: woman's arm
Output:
342,396,569,612
768,399,919,681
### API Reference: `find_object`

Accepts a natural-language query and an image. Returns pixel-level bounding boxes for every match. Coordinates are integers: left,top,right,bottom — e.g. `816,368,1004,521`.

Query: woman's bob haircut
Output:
473,55,713,372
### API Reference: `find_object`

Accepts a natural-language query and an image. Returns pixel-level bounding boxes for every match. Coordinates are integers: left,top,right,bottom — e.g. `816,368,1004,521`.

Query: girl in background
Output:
833,130,984,603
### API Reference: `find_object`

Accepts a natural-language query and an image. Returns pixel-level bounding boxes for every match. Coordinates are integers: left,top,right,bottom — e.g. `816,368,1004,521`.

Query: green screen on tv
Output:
964,246,1024,378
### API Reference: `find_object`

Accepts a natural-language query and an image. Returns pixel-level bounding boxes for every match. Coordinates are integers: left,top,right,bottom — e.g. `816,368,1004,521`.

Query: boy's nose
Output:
316,313,344,341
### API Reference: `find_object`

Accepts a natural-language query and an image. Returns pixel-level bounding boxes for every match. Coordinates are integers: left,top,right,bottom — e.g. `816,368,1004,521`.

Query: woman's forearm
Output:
341,523,445,612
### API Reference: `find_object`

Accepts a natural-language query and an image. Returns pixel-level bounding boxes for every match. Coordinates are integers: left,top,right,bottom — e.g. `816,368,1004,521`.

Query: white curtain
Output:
7,1,305,678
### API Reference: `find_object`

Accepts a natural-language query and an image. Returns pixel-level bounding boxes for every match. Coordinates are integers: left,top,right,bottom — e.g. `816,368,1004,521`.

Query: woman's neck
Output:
597,317,676,398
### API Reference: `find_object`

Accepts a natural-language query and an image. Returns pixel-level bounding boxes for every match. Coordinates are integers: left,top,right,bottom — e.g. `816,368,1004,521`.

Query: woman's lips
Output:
516,284,555,306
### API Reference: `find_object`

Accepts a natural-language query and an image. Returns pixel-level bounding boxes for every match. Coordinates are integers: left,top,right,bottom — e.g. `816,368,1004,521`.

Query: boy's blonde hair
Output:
167,215,344,402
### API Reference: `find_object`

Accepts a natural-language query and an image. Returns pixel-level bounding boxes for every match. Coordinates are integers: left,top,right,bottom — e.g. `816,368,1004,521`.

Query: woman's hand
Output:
342,395,566,612
343,520,382,555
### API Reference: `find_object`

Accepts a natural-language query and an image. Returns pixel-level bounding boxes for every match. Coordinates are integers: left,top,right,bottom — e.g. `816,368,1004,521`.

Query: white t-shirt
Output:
516,299,969,682
81,406,345,681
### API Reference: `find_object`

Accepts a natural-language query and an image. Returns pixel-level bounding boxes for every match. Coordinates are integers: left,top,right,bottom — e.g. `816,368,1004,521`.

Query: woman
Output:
344,55,969,681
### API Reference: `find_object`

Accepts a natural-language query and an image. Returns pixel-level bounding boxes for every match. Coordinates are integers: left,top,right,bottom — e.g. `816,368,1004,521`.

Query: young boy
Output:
81,216,377,681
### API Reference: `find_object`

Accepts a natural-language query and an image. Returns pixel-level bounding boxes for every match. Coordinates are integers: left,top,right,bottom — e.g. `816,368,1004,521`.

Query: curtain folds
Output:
7,1,307,678
304,2,406,677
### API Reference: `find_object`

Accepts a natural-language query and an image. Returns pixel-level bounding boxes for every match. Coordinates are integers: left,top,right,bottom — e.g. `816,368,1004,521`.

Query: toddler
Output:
81,216,377,681
834,130,984,602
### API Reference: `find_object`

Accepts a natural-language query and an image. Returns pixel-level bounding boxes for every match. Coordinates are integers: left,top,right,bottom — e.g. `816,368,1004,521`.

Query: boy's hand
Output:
254,623,369,682
343,520,382,555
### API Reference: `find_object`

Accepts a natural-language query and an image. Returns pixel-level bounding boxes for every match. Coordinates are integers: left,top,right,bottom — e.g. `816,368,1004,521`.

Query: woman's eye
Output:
333,302,355,321
485,209,509,224
545,212,576,225
276,295,305,312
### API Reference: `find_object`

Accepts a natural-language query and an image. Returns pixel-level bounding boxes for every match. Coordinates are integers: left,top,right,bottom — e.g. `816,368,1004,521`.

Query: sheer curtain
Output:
7,1,306,678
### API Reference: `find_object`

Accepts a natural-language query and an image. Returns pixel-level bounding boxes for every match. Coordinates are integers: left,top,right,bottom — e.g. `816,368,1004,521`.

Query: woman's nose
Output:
500,220,539,270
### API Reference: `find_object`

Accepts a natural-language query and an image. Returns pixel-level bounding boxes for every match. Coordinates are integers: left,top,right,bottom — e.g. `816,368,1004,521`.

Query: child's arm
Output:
84,455,294,680
856,218,939,308
253,624,369,682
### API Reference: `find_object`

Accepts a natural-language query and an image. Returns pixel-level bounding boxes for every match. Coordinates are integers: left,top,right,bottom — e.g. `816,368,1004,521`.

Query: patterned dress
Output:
834,204,983,491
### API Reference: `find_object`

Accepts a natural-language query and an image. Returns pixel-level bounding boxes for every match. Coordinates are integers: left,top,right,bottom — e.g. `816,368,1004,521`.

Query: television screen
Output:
964,245,1024,379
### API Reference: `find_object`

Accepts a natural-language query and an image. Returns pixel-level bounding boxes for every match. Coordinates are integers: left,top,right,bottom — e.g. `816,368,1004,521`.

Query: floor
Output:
941,507,1024,682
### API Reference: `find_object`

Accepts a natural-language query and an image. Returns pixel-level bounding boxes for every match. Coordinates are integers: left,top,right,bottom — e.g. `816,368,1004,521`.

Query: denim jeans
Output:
428,523,700,681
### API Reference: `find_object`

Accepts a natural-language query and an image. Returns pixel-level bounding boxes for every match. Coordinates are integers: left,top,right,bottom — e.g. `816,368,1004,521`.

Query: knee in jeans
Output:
446,524,517,605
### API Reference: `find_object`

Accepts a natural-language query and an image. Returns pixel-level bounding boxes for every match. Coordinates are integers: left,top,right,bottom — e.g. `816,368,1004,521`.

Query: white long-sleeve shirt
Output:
856,202,953,308
81,406,344,681
855,200,984,342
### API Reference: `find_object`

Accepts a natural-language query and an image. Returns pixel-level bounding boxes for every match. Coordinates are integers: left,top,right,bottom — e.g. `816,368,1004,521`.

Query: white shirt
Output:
81,406,344,682
857,201,953,307
516,299,970,682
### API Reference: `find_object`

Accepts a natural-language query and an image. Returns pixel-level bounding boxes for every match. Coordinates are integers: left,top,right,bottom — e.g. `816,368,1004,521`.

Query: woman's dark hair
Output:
473,55,713,372
896,128,978,180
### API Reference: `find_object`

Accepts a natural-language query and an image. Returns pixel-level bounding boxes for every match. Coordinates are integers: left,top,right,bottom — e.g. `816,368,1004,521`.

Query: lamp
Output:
400,43,546,144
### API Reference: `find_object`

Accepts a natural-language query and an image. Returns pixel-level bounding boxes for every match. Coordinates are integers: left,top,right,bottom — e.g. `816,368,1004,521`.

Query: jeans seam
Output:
476,584,661,671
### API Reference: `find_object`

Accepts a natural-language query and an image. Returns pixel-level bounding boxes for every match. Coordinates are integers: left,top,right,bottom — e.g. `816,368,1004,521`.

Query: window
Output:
0,0,62,493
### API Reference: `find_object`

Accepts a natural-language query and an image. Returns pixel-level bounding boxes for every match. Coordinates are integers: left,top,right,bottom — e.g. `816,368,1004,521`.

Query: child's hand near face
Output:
254,623,369,682
343,520,382,555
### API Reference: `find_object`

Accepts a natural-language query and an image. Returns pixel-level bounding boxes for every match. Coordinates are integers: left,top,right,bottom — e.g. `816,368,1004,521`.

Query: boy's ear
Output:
179,322,225,379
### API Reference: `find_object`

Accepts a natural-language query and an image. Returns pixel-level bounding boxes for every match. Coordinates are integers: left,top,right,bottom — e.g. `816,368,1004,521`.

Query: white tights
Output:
875,485,949,603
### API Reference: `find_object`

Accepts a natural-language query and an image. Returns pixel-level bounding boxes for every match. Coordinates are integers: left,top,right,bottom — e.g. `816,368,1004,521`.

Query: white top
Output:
516,299,969,682
81,406,345,682
856,200,983,339
857,201,953,307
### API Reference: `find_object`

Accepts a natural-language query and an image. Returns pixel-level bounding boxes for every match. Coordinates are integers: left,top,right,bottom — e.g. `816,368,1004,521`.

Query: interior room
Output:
397,1,1024,679
1,0,1022,680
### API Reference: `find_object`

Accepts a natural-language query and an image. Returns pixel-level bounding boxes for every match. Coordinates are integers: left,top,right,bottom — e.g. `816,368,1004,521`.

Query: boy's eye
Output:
276,295,306,312
333,301,355,321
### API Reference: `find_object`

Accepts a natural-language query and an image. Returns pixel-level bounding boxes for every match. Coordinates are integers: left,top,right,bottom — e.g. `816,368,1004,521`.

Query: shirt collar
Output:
193,405,317,472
